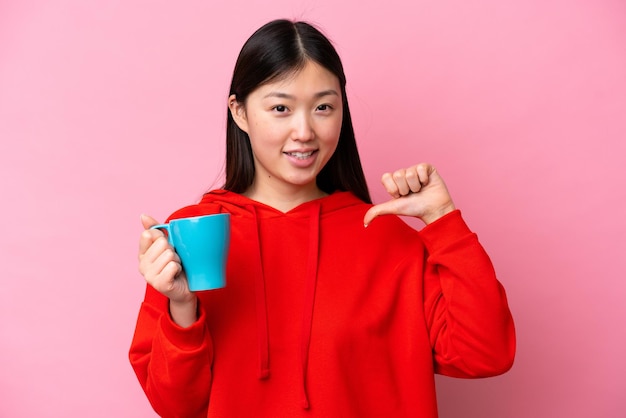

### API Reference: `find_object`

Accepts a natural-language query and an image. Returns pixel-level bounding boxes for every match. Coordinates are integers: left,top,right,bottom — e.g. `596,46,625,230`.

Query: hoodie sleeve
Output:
418,210,516,378
129,284,213,418
129,202,224,416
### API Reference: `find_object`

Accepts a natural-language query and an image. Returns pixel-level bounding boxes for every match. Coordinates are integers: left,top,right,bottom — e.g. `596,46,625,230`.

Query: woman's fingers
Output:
416,164,432,188
364,163,454,226
139,231,180,280
382,164,434,198
137,214,190,303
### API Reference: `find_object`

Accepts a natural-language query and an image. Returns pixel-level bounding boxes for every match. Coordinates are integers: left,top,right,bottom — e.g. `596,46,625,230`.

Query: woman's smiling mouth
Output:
284,150,317,160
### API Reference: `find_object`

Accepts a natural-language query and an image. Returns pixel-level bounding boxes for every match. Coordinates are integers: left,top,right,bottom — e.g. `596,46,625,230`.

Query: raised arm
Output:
364,163,515,376
420,211,515,376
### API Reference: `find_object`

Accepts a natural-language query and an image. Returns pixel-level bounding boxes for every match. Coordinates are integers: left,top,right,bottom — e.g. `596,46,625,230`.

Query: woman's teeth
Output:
286,151,314,159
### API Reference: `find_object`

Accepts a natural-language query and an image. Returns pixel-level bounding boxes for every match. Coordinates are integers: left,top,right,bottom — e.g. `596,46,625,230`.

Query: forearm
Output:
421,211,516,377
130,288,213,417
146,311,213,417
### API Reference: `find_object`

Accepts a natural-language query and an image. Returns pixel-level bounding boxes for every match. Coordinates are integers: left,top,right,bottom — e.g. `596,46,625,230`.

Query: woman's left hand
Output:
363,163,456,227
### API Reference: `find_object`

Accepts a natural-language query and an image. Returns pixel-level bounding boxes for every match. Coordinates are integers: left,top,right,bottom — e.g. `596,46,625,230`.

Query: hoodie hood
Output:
198,189,365,409
199,189,364,219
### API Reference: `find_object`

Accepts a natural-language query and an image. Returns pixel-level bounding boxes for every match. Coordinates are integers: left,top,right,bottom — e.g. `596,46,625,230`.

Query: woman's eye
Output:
273,105,287,112
317,104,332,112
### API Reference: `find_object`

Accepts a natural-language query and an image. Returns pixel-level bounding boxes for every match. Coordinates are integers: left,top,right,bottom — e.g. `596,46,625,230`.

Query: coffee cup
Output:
151,213,230,291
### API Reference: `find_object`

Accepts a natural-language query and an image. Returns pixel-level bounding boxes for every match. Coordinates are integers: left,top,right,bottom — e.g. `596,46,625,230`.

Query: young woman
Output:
130,19,515,418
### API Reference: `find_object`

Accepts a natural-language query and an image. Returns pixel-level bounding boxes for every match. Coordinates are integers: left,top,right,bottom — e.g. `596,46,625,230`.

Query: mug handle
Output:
150,224,173,246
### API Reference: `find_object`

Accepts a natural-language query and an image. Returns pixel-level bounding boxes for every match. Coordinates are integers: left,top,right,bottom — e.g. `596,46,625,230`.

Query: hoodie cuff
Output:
418,210,475,254
159,303,208,351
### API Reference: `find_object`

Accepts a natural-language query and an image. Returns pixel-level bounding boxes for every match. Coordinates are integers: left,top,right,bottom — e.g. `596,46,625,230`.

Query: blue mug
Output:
151,213,230,291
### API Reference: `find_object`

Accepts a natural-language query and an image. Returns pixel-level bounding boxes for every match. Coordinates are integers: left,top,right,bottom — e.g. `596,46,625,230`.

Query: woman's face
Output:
230,61,343,199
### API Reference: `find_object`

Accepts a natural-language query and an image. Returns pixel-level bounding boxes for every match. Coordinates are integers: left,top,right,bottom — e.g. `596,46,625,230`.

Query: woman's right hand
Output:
138,214,198,327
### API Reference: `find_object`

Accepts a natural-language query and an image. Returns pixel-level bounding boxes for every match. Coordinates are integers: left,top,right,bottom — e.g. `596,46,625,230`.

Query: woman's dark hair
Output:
223,19,371,204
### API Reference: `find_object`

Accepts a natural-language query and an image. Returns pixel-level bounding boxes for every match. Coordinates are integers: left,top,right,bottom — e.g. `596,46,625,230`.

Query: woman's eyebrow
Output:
263,90,340,100
314,90,340,98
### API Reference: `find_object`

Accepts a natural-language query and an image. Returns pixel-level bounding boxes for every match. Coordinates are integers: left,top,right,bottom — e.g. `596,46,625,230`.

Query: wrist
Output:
421,203,456,225
169,296,198,328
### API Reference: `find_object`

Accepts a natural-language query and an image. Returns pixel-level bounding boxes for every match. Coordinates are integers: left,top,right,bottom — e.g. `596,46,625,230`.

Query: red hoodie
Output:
129,190,515,417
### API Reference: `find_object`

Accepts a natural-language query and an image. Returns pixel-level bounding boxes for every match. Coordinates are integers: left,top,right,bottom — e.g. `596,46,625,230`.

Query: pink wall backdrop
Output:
1,0,624,416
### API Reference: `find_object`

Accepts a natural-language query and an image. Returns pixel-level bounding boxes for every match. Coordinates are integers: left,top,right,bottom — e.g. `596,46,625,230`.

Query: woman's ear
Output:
228,94,249,133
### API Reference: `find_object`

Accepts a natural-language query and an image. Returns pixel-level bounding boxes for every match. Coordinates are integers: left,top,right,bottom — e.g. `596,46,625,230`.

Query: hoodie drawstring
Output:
249,205,270,380
249,202,321,409
300,202,320,409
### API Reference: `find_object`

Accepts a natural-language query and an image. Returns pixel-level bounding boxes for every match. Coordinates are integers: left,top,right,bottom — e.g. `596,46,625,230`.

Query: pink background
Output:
1,0,624,416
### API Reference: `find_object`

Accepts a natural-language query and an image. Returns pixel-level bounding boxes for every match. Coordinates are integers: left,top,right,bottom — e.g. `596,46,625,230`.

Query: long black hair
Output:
223,19,371,204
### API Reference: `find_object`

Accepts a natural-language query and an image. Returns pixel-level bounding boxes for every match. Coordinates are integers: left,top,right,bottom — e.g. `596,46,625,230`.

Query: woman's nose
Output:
291,112,315,142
